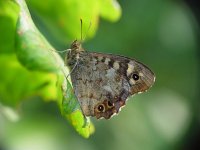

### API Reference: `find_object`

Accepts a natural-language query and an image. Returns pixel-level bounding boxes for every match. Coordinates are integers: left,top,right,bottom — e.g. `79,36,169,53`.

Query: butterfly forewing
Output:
90,52,155,94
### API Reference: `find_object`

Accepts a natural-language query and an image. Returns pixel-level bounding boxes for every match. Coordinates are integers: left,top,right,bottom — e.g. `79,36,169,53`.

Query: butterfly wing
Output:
70,51,155,119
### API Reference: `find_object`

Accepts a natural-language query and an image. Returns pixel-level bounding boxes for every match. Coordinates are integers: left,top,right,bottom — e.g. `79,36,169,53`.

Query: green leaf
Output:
13,0,94,137
0,0,19,53
58,80,95,138
99,0,122,22
0,54,58,107
26,0,121,44
15,0,60,72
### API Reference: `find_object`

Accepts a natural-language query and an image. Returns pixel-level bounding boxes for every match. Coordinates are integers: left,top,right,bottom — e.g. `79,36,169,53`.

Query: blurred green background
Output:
0,0,199,150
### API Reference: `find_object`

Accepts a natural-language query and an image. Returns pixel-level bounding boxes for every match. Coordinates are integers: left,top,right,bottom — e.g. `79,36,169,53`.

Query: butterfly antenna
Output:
80,19,92,42
80,18,83,42
83,21,92,41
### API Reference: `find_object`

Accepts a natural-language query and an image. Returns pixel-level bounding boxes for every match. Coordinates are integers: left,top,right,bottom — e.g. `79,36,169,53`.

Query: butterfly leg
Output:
66,57,80,79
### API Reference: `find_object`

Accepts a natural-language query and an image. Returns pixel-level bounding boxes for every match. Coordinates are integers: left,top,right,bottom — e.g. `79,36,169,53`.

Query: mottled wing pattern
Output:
70,51,155,119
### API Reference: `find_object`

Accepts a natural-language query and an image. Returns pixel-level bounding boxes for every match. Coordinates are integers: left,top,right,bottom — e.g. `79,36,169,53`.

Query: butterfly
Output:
65,39,155,119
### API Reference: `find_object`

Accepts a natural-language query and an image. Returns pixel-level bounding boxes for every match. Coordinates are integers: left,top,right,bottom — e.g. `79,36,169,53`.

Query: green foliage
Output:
26,0,121,44
1,0,199,149
59,80,95,138
0,54,58,106
0,0,121,138
0,0,19,53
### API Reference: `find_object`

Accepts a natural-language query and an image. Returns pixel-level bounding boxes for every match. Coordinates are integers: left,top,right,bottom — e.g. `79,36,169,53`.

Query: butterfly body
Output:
66,40,155,119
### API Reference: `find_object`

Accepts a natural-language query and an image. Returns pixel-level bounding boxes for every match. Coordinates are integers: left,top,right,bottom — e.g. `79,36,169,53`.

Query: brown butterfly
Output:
65,39,155,119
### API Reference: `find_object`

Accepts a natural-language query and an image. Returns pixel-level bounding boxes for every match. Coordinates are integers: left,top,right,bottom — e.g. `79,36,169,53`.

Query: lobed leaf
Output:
26,0,121,44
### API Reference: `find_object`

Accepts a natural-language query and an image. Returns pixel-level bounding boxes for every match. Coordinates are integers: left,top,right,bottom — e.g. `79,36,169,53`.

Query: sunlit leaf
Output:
99,0,121,22
0,0,19,53
15,0,60,72
58,80,94,138
0,54,58,106
26,0,121,44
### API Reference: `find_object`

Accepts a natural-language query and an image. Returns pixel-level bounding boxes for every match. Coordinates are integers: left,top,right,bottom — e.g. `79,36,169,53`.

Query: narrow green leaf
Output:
15,0,59,72
58,80,94,138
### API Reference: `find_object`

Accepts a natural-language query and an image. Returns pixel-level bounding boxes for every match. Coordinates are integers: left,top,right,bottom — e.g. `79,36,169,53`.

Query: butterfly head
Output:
70,40,84,53
66,40,85,66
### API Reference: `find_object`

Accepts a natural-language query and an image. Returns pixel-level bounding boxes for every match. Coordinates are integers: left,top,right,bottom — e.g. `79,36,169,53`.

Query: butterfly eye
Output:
132,73,140,81
97,104,105,112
